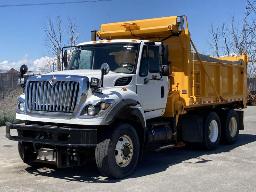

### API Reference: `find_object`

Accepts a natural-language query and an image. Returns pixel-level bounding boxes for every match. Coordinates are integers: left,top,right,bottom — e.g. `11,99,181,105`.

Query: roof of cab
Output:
77,39,148,46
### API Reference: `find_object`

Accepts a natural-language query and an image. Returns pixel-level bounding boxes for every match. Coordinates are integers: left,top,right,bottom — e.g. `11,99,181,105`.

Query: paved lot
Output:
0,107,256,192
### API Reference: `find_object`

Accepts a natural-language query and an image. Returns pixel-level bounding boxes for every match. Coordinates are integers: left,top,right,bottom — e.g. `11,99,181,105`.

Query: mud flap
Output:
180,114,203,143
236,110,244,130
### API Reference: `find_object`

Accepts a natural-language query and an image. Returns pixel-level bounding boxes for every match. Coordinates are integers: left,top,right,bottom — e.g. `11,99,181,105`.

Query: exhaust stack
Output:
91,30,97,41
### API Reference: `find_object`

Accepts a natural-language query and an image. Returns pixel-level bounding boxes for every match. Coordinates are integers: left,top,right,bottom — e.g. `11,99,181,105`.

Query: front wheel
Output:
18,142,38,166
95,123,140,179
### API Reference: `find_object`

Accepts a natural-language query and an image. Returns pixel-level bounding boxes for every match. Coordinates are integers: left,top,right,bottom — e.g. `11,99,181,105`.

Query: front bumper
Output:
6,122,97,147
16,113,106,126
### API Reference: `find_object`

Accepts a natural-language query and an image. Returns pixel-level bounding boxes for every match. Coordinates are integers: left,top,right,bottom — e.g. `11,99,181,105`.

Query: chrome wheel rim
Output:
115,135,134,167
229,117,238,138
208,120,219,143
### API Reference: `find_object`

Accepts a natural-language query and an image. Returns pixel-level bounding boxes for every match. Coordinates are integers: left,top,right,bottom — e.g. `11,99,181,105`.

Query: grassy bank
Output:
0,88,22,126
0,111,16,126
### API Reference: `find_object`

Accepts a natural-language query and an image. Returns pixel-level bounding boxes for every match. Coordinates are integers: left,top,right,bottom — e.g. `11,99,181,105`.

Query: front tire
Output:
18,142,38,166
95,123,140,179
202,112,221,150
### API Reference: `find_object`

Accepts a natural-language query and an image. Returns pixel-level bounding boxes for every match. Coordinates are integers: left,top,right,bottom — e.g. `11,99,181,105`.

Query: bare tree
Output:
209,0,256,77
220,23,231,56
230,17,249,55
68,18,79,47
45,17,63,71
240,0,256,77
210,24,220,57
45,17,79,71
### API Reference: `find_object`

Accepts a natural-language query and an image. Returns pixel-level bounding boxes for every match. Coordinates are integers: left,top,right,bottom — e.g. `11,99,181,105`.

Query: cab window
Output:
139,46,148,77
148,46,160,73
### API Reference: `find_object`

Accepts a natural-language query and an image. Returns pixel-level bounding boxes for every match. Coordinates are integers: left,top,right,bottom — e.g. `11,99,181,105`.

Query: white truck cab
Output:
6,39,171,179
16,39,169,124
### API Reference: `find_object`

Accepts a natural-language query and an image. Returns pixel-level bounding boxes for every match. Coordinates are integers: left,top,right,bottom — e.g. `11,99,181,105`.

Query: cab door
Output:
136,44,168,114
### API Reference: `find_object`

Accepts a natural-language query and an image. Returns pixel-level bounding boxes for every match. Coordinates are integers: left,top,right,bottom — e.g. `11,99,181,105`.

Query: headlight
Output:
80,99,114,116
87,105,97,116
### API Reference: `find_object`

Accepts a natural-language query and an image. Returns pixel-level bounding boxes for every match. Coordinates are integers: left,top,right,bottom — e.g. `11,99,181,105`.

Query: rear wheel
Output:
18,142,38,166
95,123,140,179
202,112,221,150
221,109,239,144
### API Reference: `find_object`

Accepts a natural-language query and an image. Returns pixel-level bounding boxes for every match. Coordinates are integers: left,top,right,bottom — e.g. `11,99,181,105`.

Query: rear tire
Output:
202,112,221,150
18,142,38,166
221,109,239,144
95,123,140,179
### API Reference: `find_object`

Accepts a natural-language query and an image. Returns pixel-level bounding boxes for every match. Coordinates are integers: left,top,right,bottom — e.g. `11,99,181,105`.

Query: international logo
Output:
49,75,57,86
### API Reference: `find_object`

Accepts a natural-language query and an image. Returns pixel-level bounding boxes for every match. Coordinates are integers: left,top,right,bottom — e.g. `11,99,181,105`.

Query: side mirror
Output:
161,65,169,76
160,44,169,76
63,50,68,69
101,63,110,75
100,63,110,87
20,64,28,78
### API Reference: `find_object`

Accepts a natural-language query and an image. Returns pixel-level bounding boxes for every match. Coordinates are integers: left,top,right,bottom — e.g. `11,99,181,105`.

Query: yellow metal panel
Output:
97,16,179,40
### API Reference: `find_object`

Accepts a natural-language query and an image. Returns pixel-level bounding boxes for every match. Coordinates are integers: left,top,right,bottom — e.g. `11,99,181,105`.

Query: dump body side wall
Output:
193,61,246,102
163,29,247,118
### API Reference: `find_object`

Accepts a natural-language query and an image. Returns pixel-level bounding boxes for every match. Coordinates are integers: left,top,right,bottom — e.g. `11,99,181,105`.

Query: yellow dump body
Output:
97,16,248,118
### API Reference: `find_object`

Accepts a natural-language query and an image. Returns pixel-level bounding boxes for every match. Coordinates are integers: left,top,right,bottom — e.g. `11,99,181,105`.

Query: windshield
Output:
68,43,139,74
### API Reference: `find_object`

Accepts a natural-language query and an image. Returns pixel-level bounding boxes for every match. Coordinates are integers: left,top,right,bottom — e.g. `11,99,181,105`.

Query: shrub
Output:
0,87,22,127
0,111,16,126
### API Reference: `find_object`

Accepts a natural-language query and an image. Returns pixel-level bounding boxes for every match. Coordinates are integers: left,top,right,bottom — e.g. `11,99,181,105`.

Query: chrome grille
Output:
26,81,80,113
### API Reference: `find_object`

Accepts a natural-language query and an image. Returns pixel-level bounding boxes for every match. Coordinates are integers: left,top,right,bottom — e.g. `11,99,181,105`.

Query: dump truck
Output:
6,16,247,179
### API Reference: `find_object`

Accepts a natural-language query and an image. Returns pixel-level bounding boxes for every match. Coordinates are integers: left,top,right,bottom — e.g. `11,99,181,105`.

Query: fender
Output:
103,99,146,129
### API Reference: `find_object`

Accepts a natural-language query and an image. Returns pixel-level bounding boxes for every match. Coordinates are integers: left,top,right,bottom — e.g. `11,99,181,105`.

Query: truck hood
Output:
46,69,133,87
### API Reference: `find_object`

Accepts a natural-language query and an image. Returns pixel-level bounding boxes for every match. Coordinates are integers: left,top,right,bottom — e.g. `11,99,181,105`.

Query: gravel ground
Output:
0,107,256,192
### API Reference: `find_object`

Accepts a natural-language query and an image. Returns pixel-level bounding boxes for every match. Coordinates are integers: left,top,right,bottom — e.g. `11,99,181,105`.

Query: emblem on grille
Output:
49,76,57,86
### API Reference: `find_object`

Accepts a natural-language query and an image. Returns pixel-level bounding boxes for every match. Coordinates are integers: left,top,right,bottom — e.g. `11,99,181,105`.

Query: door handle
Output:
161,86,164,98
152,75,161,80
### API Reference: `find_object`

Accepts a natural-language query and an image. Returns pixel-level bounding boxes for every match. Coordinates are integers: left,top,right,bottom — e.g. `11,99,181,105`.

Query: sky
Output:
0,0,247,71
